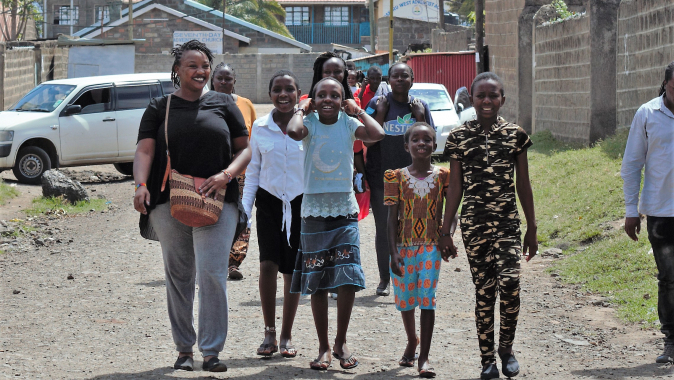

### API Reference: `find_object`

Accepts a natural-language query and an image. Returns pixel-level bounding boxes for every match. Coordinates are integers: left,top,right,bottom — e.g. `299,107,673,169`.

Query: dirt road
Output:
1,106,673,379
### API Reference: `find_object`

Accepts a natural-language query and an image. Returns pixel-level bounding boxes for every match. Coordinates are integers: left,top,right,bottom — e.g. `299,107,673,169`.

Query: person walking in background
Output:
211,63,257,280
364,62,434,296
440,72,537,380
622,61,674,364
133,40,251,372
385,122,457,378
288,77,385,370
358,65,388,108
243,70,304,359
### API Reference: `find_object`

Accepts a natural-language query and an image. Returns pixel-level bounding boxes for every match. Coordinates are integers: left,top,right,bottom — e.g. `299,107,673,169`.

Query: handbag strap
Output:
160,94,172,192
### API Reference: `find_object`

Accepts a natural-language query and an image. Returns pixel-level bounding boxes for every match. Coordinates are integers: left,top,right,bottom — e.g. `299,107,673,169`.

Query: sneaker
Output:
330,292,338,299
202,357,228,372
498,351,520,377
173,356,193,371
480,361,500,380
656,345,674,363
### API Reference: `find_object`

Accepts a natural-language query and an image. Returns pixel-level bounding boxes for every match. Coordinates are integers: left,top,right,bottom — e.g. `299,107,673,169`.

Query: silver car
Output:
407,83,461,156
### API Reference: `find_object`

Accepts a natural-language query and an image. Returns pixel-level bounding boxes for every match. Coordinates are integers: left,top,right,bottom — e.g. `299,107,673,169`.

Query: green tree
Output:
1,0,39,41
198,0,292,38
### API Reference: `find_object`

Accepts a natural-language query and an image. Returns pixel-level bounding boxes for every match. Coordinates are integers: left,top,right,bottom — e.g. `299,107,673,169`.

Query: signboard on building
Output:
173,31,223,54
382,0,440,23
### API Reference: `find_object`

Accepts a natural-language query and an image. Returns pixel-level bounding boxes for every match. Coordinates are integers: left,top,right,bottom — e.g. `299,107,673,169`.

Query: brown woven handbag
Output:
160,94,226,227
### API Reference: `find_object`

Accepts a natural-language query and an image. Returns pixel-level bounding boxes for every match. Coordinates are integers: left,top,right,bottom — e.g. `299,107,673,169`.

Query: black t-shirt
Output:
137,91,247,239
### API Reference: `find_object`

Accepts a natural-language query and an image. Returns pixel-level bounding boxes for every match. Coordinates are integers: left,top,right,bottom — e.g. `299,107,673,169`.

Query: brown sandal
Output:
256,327,277,357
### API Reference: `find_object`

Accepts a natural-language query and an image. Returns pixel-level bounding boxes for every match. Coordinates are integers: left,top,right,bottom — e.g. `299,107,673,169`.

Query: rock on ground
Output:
41,170,89,203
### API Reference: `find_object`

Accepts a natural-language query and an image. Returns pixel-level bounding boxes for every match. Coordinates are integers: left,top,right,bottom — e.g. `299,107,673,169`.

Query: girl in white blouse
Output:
242,70,304,359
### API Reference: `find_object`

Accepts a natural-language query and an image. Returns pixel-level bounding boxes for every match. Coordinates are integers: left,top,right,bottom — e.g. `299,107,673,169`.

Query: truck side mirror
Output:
63,105,82,115
457,103,464,114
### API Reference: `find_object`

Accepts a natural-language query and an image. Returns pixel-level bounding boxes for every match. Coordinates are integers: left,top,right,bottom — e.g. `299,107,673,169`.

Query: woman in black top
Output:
133,40,251,372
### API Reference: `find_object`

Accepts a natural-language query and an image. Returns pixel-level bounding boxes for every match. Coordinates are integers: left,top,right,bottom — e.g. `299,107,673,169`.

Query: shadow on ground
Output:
571,362,674,379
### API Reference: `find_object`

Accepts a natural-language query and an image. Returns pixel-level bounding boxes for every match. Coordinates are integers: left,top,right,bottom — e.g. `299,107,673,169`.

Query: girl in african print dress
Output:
385,122,457,378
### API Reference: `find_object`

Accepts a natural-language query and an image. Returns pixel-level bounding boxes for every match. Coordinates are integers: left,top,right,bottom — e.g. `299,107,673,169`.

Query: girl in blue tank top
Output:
287,77,385,371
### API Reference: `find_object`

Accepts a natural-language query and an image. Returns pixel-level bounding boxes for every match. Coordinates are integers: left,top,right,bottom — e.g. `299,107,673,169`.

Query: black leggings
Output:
370,186,391,284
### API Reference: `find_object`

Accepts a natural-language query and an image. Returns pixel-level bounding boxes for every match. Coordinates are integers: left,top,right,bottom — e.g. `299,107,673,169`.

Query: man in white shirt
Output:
621,61,674,364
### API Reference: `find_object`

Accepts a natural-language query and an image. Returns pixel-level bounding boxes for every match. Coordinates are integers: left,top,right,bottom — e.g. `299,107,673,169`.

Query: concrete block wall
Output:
36,41,69,82
135,52,321,103
485,0,525,124
616,0,674,129
377,17,456,54
0,45,36,110
431,28,471,53
533,16,591,142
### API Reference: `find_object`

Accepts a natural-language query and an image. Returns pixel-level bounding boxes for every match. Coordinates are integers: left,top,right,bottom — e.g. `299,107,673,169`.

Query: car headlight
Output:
0,131,14,141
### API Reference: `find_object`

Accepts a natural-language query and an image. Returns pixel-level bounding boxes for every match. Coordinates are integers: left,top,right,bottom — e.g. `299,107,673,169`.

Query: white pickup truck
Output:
0,73,175,184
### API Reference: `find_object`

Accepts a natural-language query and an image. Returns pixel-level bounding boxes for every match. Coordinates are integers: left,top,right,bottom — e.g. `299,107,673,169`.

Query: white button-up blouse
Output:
242,111,305,242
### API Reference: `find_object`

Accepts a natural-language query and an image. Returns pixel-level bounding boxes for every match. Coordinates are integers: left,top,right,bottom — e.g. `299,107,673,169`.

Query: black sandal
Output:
257,326,278,357
173,355,193,371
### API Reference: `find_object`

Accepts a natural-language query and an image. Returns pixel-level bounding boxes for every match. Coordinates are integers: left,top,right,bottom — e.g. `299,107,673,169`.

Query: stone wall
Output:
485,0,525,124
136,52,321,103
431,28,471,52
0,45,36,110
376,17,463,54
533,16,591,142
616,0,674,129
0,41,68,110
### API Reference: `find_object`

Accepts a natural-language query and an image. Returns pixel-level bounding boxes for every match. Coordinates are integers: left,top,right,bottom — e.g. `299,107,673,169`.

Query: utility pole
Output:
369,0,376,52
475,0,484,73
43,0,47,38
437,0,444,30
388,0,393,66
128,0,133,40
222,0,226,54
69,0,73,35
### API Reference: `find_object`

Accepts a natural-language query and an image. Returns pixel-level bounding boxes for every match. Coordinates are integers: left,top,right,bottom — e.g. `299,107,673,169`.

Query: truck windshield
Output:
408,88,454,112
9,84,77,112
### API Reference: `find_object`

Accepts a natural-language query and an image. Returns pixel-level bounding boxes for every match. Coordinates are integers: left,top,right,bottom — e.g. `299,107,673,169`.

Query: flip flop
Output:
310,359,331,370
399,353,419,367
332,352,359,369
280,344,298,358
256,342,278,357
419,364,436,378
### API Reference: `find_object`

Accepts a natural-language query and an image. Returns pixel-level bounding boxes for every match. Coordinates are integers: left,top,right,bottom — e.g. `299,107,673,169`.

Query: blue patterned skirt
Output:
290,214,366,295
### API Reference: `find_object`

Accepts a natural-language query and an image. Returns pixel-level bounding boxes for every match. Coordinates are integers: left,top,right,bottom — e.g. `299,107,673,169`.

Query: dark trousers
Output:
462,220,522,365
647,216,674,345
370,186,391,283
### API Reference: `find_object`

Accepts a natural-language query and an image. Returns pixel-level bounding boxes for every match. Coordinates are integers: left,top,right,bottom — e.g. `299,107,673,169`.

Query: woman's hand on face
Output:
199,172,229,198
342,99,360,115
409,97,425,120
134,187,151,215
298,98,314,114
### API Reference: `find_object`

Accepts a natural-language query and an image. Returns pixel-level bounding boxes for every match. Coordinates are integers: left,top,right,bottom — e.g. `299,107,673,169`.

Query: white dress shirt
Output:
242,111,305,242
621,95,674,218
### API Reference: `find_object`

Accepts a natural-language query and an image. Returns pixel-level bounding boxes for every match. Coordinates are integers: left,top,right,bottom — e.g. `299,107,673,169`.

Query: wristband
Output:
294,108,306,116
356,110,366,116
439,232,451,237
222,170,233,183
135,183,146,191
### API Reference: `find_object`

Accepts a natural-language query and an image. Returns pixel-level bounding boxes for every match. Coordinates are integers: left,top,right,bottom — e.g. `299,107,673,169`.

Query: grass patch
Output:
554,232,658,325
25,197,108,216
0,179,19,205
524,130,627,246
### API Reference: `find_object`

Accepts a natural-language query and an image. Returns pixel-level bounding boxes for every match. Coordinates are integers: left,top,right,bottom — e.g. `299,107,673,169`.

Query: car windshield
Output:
408,88,453,112
9,84,77,112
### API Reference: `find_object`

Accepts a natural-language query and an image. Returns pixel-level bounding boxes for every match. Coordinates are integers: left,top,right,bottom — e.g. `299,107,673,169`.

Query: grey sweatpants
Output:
149,201,237,357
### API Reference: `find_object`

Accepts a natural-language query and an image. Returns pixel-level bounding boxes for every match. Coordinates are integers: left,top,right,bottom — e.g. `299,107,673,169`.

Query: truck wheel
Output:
12,146,52,185
113,162,134,176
